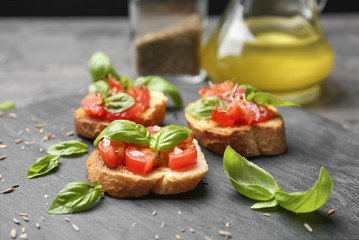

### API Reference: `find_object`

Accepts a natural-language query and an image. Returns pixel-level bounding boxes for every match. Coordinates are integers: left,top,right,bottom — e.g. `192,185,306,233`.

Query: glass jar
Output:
129,0,208,84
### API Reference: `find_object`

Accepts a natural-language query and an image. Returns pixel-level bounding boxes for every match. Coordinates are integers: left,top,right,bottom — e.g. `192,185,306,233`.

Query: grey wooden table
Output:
1,15,359,240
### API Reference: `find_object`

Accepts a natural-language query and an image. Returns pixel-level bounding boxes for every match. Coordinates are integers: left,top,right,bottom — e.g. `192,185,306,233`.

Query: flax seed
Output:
15,139,23,144
11,228,16,239
328,209,335,215
13,218,21,224
66,132,74,136
218,230,232,238
0,155,7,160
72,224,79,232
304,223,313,232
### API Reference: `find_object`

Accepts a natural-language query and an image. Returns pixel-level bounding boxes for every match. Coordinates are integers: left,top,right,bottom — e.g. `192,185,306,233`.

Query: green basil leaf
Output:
149,125,192,153
118,75,133,92
223,146,277,201
89,81,111,98
185,96,227,119
26,155,60,179
251,198,278,209
135,76,183,107
274,167,333,213
48,181,104,214
89,51,121,82
103,93,135,113
47,140,89,157
246,92,300,107
0,100,16,111
94,120,151,146
239,84,260,96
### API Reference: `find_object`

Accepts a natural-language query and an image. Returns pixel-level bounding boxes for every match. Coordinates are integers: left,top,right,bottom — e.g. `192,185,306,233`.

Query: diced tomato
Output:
125,145,155,175
147,125,163,136
126,83,150,109
108,76,123,94
98,138,126,168
81,93,107,118
199,81,234,98
179,133,194,145
167,143,197,170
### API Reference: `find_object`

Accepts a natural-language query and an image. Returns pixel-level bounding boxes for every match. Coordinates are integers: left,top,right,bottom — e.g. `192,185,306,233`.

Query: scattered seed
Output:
180,229,185,232
20,233,28,239
11,228,16,239
161,222,165,228
20,146,25,150
9,113,17,119
42,134,55,142
176,234,182,240
35,124,45,128
61,127,66,131
328,209,335,215
202,181,209,185
226,222,230,228
41,216,45,221
155,234,160,240
15,139,23,144
178,211,182,215
39,128,44,134
36,223,40,229
0,145,7,149
64,217,70,222
39,148,44,153
66,132,74,136
44,194,50,198
19,213,28,217
1,187,14,194
204,237,213,240
24,141,30,146
189,228,195,233
22,227,26,233
0,174,2,179
72,224,79,232
1,179,4,183
132,222,136,227
45,202,48,205
18,130,23,135
13,218,21,224
11,184,19,188
152,211,157,216
304,223,313,232
25,128,30,132
22,216,29,222
218,230,232,238
263,213,270,217
0,155,7,160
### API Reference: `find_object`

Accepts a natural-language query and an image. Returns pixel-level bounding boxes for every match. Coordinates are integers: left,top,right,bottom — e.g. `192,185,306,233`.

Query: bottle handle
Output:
316,0,327,12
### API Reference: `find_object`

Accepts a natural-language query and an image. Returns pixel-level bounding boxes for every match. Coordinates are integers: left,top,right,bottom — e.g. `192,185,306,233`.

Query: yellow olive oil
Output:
201,16,335,101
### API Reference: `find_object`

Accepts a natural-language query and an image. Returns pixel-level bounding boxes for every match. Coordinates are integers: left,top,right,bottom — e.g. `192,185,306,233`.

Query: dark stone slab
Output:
1,84,358,239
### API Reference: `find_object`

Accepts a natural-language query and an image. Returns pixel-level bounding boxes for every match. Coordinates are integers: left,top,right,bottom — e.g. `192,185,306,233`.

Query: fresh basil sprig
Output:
223,146,333,213
185,96,227,119
150,125,192,153
134,76,183,107
89,81,111,98
48,181,104,214
103,93,135,113
89,51,121,83
94,120,151,146
246,92,300,107
47,140,89,157
0,100,16,112
27,155,60,179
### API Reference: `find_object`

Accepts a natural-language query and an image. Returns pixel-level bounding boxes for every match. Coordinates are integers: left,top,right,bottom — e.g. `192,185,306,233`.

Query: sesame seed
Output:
176,234,182,240
20,233,28,239
25,128,30,132
36,223,40,229
24,141,30,146
304,223,313,232
204,237,213,240
0,155,7,160
18,130,23,135
15,139,23,144
1,187,14,194
20,146,25,150
41,216,45,221
39,128,44,134
22,216,29,222
226,222,230,228
11,228,16,239
39,148,44,153
155,234,160,240
131,222,136,227
61,127,66,131
13,218,21,224
180,229,185,232
1,179,4,183
35,124,45,128
66,132,74,136
152,211,157,216
178,211,182,215
11,184,19,188
328,209,335,215
19,213,28,217
0,174,2,179
263,213,270,217
22,227,26,233
72,224,79,232
161,222,165,228
218,230,232,238
64,217,70,222
44,194,50,198
189,228,195,233
0,145,7,149
9,113,17,119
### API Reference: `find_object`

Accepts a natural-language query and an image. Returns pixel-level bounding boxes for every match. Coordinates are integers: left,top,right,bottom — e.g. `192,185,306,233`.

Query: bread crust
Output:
74,91,167,140
86,139,208,198
185,105,287,157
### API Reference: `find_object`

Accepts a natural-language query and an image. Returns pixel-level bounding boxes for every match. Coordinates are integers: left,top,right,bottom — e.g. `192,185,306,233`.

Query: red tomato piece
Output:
108,76,123,94
125,145,155,175
167,143,197,170
98,138,126,168
81,93,107,118
179,133,194,145
199,81,234,98
147,125,163,136
126,83,150,109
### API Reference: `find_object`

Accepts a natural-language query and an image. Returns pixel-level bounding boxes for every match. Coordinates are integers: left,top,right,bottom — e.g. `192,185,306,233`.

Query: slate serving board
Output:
1,84,359,240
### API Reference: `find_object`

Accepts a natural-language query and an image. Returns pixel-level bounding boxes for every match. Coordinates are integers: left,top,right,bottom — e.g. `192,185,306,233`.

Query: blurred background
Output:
1,0,359,16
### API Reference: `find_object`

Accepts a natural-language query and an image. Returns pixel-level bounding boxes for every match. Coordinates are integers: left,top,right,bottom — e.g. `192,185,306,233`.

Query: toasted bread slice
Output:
74,91,167,140
185,105,286,157
86,139,208,198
